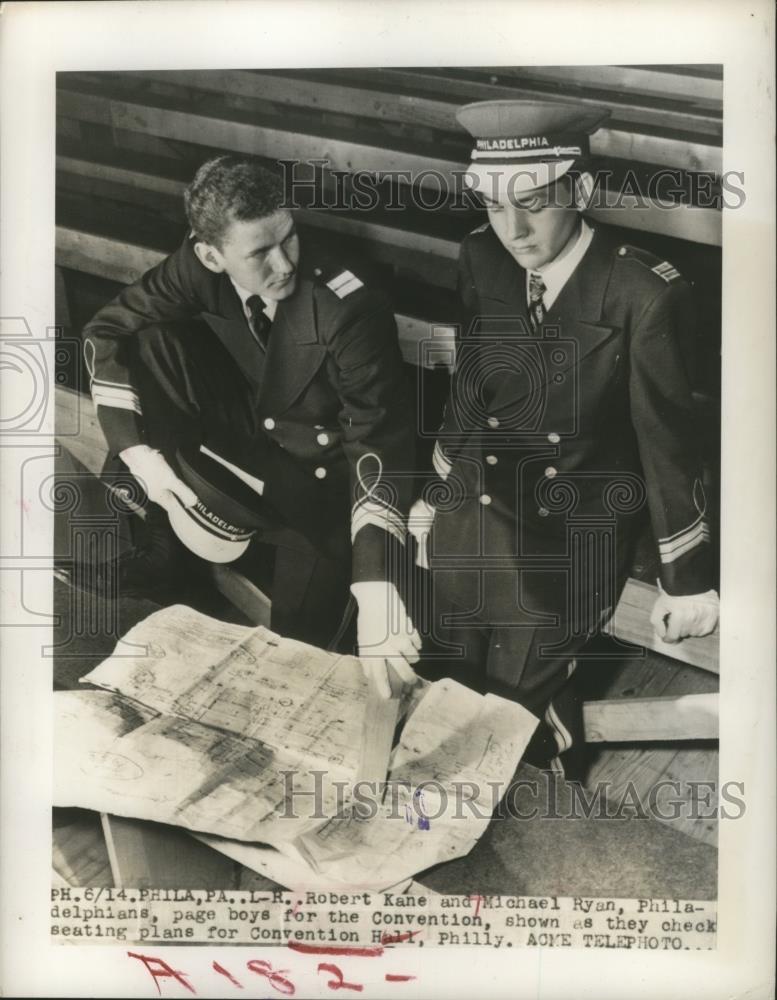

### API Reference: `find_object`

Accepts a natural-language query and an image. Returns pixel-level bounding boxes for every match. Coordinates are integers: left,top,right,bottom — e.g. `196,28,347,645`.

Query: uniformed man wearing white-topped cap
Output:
410,100,719,775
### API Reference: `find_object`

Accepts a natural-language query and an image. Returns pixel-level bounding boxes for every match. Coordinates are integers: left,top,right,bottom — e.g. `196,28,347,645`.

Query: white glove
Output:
351,581,421,697
649,583,719,643
119,444,198,514
408,497,436,570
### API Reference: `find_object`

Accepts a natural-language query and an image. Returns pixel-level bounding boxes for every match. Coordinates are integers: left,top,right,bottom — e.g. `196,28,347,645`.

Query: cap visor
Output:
168,497,252,564
465,159,574,201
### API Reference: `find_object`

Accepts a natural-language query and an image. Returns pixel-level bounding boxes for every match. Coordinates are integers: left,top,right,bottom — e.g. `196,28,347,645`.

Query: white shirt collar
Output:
527,218,594,311
229,279,278,323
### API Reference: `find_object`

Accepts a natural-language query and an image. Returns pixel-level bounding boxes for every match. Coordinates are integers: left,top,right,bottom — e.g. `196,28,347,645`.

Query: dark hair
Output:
184,155,285,248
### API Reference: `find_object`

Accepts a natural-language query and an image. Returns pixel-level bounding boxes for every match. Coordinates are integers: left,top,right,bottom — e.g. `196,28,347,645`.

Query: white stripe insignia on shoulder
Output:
617,245,682,283
651,261,682,283
470,222,490,235
326,270,364,299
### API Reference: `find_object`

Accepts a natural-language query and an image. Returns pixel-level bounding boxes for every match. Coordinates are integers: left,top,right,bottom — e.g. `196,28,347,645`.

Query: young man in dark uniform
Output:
71,155,420,683
410,100,719,773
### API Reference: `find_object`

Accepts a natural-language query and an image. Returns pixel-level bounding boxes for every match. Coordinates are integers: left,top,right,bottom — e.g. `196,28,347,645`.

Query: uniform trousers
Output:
414,511,637,776
416,590,588,775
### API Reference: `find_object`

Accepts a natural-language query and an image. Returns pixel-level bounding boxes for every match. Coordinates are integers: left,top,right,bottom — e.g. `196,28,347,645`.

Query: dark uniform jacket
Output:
82,234,415,586
428,221,713,683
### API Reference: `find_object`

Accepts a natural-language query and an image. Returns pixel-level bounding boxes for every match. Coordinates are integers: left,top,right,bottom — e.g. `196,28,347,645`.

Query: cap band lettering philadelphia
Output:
189,502,253,540
471,132,588,161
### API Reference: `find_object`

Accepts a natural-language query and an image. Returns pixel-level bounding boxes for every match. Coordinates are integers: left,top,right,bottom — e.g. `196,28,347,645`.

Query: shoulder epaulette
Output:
615,244,683,284
313,266,364,300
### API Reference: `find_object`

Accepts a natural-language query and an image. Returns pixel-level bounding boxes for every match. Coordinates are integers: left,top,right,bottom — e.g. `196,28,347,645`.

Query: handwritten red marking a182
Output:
127,949,416,996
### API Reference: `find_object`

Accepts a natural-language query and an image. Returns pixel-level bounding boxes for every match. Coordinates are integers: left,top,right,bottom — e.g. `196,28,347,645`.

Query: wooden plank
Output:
591,127,720,175
55,266,72,327
648,746,719,847
586,740,719,848
210,564,271,627
57,152,186,199
591,741,718,848
583,692,719,742
53,812,113,887
101,813,237,889
587,199,721,246
482,65,722,105
55,385,108,475
605,578,719,674
297,207,460,260
133,68,461,132
57,80,723,179
57,225,164,285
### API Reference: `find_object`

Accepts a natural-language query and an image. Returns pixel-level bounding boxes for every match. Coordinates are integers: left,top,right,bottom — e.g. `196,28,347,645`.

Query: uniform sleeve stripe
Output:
659,512,705,545
91,388,142,415
659,529,710,564
90,376,138,390
91,388,140,403
659,522,709,556
90,383,140,402
92,397,142,415
351,500,406,545
432,440,452,480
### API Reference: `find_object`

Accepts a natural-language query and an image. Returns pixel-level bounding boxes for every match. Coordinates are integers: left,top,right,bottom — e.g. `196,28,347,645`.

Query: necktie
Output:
246,295,272,349
527,272,547,335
